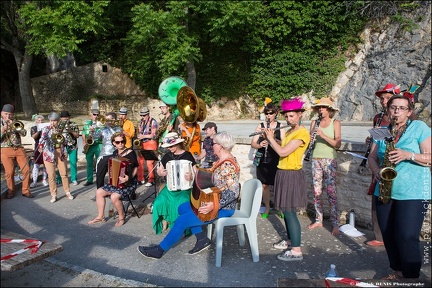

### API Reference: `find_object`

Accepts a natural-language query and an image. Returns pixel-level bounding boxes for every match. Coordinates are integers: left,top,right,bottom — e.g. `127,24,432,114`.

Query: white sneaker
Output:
273,240,292,250
277,250,303,261
30,182,37,188
42,180,49,186
50,196,57,203
144,182,154,187
66,193,74,200
71,181,78,186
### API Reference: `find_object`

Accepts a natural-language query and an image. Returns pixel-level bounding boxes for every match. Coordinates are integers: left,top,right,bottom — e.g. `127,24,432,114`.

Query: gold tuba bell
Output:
177,86,207,123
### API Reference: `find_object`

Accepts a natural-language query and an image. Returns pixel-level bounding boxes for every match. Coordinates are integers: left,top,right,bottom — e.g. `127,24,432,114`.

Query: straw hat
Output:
311,97,339,111
161,132,185,148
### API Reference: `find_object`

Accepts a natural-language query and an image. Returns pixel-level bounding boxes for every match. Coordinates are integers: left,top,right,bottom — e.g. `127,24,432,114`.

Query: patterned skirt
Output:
101,178,139,198
273,169,307,212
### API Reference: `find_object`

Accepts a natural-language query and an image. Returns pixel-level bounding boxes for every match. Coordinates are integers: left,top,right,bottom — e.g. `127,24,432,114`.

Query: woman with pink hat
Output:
263,97,310,261
306,97,341,236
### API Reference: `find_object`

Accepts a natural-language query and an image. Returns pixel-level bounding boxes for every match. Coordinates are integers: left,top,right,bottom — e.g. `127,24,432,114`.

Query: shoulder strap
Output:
212,158,240,173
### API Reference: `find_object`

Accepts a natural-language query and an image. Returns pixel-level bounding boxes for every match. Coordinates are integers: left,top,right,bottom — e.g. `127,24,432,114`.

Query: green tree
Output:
0,0,108,116
122,0,262,98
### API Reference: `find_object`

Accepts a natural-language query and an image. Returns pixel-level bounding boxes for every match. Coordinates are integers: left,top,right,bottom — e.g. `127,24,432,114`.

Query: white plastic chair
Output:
207,178,263,267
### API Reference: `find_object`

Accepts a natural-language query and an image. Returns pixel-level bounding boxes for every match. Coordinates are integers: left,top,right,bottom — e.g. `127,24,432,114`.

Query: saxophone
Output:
156,116,169,143
378,117,398,204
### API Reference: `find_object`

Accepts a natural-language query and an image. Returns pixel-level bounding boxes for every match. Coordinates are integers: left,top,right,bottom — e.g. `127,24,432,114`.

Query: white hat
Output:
159,102,168,108
119,107,128,114
140,107,150,116
161,132,185,148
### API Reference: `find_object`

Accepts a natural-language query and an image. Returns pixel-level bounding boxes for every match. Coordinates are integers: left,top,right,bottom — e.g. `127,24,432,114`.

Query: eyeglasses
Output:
265,112,275,115
212,143,220,147
113,140,126,144
389,105,409,111
92,114,99,116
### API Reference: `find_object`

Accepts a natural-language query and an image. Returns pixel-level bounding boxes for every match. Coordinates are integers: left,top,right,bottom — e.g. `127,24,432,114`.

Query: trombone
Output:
50,120,66,145
1,118,25,146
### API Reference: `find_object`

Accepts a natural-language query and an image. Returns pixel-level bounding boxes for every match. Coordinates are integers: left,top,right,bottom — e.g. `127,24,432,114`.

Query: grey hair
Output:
213,132,235,152
48,112,60,121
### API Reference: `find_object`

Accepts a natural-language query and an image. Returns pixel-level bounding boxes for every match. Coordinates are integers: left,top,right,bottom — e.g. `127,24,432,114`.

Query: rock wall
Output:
332,4,431,125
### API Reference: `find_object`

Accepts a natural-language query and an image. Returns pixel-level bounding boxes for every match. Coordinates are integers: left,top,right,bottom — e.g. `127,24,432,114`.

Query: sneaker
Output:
277,250,303,261
273,240,292,250
30,182,37,188
66,193,74,200
144,182,154,187
42,180,49,186
71,181,78,186
137,245,163,259
139,180,146,185
188,239,211,255
50,196,57,203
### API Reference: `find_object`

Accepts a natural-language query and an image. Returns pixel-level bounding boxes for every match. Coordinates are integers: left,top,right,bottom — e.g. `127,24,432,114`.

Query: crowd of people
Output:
1,82,430,280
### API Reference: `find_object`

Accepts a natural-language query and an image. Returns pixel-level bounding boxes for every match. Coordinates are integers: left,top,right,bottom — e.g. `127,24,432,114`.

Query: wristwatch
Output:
411,152,416,161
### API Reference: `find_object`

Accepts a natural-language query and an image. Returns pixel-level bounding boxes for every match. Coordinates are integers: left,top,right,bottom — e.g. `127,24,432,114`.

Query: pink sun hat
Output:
280,97,306,113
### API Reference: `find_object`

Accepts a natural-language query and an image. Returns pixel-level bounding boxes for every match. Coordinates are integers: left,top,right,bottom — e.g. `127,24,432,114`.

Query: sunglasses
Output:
92,114,99,116
265,112,275,115
113,140,126,144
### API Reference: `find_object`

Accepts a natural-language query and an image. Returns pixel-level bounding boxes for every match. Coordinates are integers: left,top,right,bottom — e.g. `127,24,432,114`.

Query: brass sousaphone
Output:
177,86,207,123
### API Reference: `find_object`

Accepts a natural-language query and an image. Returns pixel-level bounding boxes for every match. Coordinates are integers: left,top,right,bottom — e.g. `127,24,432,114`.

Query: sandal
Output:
88,217,106,225
115,218,125,227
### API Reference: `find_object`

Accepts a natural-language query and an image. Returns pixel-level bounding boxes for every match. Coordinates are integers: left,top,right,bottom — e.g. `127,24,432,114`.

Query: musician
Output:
156,102,181,153
1,104,33,199
138,132,240,259
29,114,48,188
136,107,158,187
306,97,341,236
151,132,196,234
264,98,310,261
365,83,417,247
118,107,135,149
179,121,201,158
57,111,80,185
88,132,139,227
93,112,123,190
251,103,285,218
39,112,73,203
368,94,430,279
196,122,219,168
82,109,102,186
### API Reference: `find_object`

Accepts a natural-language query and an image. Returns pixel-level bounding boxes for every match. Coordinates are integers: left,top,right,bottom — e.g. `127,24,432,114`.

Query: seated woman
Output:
152,132,196,234
137,131,240,259
88,132,139,227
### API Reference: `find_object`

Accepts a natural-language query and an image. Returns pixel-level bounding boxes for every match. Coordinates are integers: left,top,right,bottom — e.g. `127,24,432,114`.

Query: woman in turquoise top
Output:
368,94,431,279
307,98,341,236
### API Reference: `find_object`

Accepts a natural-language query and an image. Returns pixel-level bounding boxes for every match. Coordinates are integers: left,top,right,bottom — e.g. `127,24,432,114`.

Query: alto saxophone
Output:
378,117,398,204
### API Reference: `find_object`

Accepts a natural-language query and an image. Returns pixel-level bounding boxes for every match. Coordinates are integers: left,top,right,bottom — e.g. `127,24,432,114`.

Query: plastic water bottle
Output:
325,264,338,277
108,203,114,217
349,209,355,227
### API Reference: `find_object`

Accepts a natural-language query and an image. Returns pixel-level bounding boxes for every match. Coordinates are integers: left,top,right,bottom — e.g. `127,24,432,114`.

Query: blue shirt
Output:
373,120,431,200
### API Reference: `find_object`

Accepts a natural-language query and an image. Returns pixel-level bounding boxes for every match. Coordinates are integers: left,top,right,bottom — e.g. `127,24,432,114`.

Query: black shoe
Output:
137,245,163,259
188,239,211,255
22,193,35,198
83,182,94,187
4,193,14,199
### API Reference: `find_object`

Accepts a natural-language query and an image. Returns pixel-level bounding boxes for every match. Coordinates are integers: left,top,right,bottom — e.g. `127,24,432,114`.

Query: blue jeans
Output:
160,202,234,251
375,196,428,278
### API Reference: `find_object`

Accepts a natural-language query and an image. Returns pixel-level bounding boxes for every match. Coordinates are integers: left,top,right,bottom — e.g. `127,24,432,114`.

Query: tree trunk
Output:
16,52,37,117
186,62,196,90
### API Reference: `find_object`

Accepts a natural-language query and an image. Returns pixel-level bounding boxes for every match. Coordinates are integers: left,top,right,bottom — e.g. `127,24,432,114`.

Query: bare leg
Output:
262,183,271,214
111,193,125,226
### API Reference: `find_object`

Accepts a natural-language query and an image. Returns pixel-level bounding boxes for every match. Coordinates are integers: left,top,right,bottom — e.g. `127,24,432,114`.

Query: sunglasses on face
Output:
92,114,99,116
265,112,275,115
113,140,126,144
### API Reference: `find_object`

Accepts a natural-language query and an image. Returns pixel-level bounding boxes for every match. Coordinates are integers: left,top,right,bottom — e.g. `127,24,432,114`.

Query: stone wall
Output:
333,4,431,125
